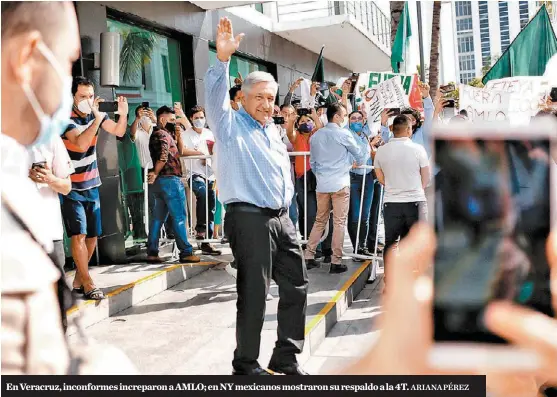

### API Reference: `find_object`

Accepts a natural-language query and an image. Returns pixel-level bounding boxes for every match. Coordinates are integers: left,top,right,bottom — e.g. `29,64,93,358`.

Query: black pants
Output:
383,202,427,281
224,204,308,371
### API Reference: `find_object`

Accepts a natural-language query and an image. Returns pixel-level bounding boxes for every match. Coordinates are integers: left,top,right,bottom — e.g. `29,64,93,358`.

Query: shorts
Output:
60,190,102,237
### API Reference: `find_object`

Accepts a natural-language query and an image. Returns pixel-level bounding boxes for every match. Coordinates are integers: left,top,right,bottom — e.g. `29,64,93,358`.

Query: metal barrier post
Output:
143,167,149,238
368,184,384,283
353,169,368,254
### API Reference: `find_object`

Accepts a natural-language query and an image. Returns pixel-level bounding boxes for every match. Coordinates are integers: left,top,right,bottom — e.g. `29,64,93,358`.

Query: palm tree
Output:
119,30,157,85
390,2,405,48
429,1,442,99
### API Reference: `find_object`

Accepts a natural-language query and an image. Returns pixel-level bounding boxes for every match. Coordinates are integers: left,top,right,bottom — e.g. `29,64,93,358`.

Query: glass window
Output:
457,17,473,32
458,36,474,53
455,1,472,17
209,47,268,88
107,18,184,247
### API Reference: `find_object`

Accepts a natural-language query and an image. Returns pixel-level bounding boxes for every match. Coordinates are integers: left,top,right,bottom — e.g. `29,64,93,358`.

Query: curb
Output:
67,261,218,333
301,260,374,359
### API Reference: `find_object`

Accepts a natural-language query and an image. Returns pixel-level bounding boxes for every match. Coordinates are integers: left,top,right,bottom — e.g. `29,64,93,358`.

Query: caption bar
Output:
2,376,485,396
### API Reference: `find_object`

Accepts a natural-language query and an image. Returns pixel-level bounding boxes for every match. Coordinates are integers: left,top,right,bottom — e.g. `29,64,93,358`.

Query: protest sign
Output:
484,76,550,124
355,71,423,112
459,84,510,122
362,76,408,129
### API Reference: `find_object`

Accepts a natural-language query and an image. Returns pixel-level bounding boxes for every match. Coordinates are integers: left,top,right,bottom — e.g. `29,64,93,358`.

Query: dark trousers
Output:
128,192,147,239
224,204,308,370
347,172,374,251
295,175,333,255
383,201,427,281
188,176,215,239
366,179,383,250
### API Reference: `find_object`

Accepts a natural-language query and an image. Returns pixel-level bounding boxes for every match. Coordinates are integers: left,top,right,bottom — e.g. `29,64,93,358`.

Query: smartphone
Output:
316,82,330,91
440,84,455,94
273,116,285,124
550,87,557,102
98,101,118,113
297,108,311,116
141,101,149,108
32,161,46,169
443,98,455,108
385,108,401,116
348,73,360,93
429,119,556,370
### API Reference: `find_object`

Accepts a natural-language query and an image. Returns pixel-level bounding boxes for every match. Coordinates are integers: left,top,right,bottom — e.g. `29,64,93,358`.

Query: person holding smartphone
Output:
59,77,129,300
27,135,74,331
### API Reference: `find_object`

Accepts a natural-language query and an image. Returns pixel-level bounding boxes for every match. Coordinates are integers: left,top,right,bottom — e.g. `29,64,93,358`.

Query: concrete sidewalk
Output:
70,237,380,374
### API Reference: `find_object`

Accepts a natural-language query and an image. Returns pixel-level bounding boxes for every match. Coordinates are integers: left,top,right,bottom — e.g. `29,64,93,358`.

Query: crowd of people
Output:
1,3,557,395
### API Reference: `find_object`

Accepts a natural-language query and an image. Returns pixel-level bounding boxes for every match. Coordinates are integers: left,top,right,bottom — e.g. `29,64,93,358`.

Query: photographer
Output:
61,77,129,301
286,108,331,265
130,105,156,171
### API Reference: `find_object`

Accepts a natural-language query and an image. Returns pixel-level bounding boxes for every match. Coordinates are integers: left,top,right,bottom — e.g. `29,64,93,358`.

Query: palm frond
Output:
119,30,157,85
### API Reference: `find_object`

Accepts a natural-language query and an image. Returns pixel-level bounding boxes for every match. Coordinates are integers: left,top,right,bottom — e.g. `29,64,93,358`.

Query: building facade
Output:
451,0,541,84
72,1,391,263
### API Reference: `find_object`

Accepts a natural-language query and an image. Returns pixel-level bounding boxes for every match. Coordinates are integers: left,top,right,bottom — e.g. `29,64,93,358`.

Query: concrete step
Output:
70,237,383,374
66,249,229,333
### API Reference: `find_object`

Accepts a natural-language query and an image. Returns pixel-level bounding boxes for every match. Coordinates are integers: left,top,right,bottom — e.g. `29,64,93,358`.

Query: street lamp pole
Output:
417,1,426,82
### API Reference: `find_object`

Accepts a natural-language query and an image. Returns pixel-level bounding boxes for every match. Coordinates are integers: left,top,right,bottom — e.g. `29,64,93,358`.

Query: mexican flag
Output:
391,2,412,73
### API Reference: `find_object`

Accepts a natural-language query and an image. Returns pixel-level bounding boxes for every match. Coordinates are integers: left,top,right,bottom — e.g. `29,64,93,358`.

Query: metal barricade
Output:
288,152,382,281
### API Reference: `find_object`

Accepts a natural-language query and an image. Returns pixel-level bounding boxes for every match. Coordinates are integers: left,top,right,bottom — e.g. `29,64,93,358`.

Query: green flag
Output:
391,2,412,73
311,46,325,83
482,5,557,84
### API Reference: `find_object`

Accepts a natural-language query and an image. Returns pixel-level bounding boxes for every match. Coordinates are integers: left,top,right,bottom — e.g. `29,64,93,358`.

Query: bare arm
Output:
375,168,385,185
102,97,129,138
29,165,72,195
64,119,102,152
420,166,430,189
286,113,297,145
130,118,140,142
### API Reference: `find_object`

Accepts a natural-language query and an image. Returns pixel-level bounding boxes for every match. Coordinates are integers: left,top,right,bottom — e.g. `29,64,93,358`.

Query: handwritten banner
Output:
484,77,551,124
362,76,408,128
459,84,510,122
356,72,423,112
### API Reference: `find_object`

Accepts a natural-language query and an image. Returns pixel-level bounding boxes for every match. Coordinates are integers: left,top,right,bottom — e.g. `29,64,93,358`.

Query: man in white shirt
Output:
181,105,221,256
130,105,156,171
373,115,430,286
27,135,74,330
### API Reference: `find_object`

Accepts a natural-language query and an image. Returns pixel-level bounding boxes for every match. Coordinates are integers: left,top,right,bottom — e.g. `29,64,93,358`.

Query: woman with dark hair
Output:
286,109,333,265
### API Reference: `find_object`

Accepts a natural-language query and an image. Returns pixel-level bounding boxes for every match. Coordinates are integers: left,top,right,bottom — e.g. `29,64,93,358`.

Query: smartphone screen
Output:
98,102,118,113
433,136,553,344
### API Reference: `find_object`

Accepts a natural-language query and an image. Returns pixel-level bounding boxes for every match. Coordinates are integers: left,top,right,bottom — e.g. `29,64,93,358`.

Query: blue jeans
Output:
347,172,374,250
189,176,215,239
366,179,383,249
147,176,193,257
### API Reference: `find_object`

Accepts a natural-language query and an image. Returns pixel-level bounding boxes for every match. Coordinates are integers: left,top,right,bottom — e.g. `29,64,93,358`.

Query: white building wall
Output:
488,0,502,60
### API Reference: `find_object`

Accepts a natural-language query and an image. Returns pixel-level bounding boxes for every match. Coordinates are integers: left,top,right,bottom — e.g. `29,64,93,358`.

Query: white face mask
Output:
340,116,348,128
139,116,152,131
319,114,328,126
237,101,243,110
192,118,205,129
77,99,92,114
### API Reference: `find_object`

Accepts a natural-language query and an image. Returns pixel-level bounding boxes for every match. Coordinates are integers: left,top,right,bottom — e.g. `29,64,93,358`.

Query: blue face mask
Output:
20,42,73,148
350,122,363,133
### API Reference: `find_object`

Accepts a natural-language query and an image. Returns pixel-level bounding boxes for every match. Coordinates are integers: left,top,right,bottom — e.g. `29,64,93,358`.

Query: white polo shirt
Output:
181,127,215,181
27,136,74,241
374,137,429,203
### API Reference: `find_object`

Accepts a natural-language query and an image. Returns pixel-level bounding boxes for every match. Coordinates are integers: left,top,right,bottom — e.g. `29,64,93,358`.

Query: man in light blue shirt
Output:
304,103,369,274
204,17,308,376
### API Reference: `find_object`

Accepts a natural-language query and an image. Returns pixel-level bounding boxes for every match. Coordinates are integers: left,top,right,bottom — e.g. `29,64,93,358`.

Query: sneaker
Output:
306,259,320,270
323,255,332,264
225,262,238,279
329,263,348,274
359,247,373,256
200,243,222,256
315,251,324,260
221,236,229,244
179,254,201,263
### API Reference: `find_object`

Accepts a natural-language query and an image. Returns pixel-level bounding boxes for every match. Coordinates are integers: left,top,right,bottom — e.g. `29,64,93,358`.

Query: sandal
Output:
84,287,105,300
72,286,84,294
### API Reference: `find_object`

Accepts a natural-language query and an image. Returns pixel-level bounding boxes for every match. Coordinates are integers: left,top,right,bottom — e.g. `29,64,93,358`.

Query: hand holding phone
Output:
98,101,118,113
272,116,285,125
297,108,311,117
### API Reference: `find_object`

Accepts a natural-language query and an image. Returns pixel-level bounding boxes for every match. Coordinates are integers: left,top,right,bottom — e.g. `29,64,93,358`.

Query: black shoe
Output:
315,251,324,260
221,237,229,244
200,243,222,256
306,259,320,270
329,264,348,274
232,366,273,375
268,362,308,375
359,247,373,256
230,260,237,269
323,255,332,264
